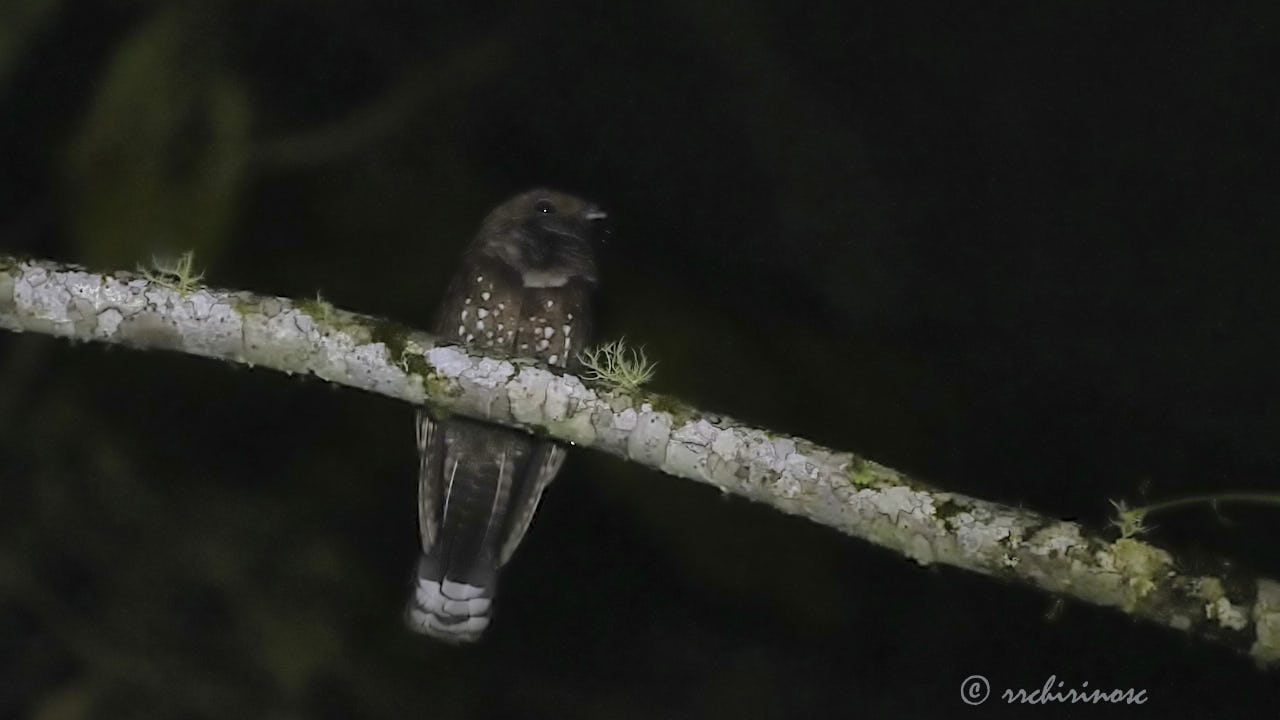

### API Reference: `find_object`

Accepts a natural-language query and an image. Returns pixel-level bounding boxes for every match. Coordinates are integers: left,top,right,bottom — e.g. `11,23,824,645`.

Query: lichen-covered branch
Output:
2,254,1277,668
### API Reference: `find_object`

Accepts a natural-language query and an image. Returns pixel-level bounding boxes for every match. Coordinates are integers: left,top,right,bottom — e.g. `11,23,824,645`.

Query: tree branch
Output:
2,254,1277,668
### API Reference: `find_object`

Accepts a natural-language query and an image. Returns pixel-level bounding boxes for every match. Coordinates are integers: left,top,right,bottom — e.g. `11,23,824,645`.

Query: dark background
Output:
2,1,1278,718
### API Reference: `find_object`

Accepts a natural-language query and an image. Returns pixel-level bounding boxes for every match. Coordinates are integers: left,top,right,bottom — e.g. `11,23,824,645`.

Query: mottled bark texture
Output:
2,255,1277,667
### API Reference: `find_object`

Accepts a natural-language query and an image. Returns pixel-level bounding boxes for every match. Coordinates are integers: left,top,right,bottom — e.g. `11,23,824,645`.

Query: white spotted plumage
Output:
412,189,601,643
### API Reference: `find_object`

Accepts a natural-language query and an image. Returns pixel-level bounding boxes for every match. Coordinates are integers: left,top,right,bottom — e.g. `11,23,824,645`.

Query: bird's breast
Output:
441,262,590,369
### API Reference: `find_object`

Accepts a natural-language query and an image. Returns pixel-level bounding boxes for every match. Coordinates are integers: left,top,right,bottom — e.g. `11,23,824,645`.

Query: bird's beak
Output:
583,208,609,243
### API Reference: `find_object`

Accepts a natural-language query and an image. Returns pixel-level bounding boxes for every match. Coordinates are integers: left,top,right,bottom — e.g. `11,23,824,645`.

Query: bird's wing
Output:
416,408,444,551
498,439,567,565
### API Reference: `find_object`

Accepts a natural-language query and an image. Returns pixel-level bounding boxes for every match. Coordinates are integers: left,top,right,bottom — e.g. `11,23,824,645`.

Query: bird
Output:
406,189,607,642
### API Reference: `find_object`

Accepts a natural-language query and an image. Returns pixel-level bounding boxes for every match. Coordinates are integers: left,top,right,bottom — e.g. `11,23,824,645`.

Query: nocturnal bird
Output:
407,189,607,642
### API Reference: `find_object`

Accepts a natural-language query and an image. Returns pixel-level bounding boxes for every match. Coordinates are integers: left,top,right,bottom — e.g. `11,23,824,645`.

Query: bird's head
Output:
470,188,608,287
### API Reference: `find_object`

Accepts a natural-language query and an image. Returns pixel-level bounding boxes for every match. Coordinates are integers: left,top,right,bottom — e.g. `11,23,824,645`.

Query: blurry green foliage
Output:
65,5,249,269
0,0,62,89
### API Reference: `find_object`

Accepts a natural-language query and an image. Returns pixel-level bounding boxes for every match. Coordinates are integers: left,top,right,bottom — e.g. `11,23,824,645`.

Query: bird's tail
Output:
405,550,496,643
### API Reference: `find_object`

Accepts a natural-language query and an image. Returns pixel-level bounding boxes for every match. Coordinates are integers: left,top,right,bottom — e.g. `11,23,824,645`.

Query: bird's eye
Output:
534,199,556,214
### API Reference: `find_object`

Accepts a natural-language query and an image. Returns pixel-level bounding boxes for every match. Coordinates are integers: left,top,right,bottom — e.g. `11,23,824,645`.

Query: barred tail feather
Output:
406,553,494,643
409,419,565,643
